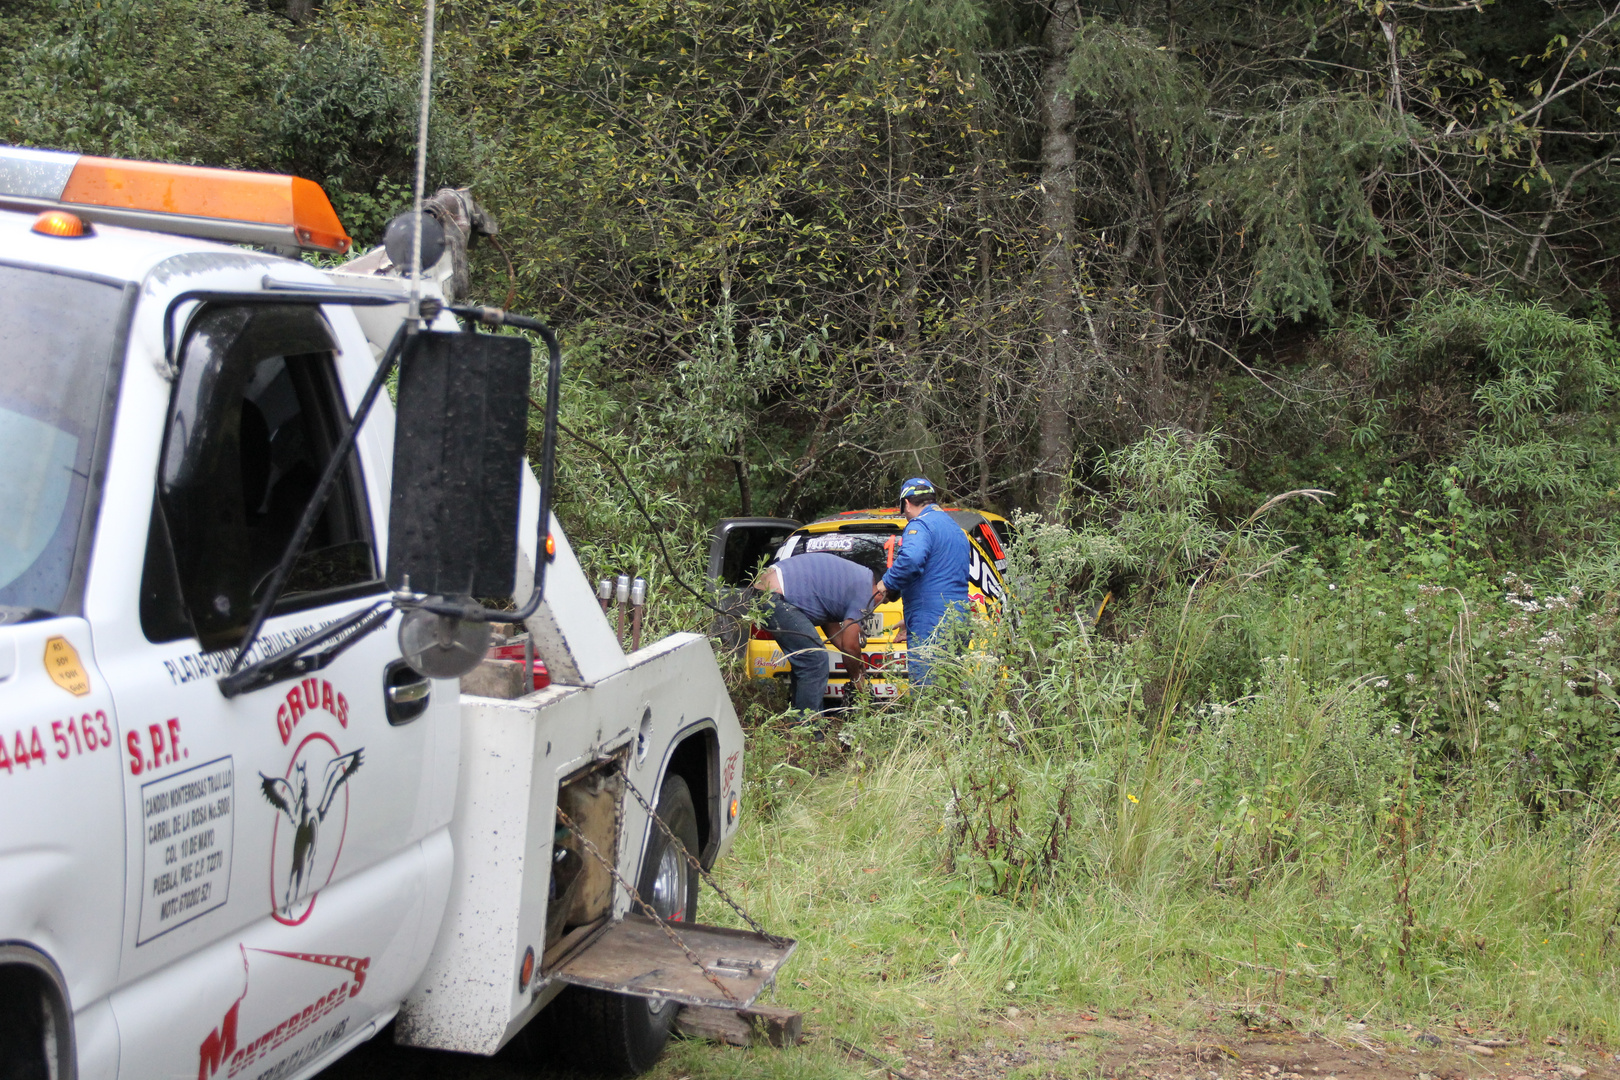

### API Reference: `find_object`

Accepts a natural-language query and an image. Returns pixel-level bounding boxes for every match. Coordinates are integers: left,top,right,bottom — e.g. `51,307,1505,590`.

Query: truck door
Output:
98,302,441,1080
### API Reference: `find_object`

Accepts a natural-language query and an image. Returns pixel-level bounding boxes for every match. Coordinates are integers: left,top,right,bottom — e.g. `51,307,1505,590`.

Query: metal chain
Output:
615,764,791,948
554,807,739,1002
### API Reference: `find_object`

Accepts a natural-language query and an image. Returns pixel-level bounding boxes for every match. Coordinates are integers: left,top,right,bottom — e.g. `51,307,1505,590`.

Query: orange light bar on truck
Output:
0,145,350,254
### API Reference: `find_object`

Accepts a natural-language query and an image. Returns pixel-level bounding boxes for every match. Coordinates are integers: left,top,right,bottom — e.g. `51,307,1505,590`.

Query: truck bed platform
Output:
551,916,796,1009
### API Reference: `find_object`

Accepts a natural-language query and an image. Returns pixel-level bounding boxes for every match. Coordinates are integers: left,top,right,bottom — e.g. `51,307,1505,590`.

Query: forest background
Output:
8,0,1620,1061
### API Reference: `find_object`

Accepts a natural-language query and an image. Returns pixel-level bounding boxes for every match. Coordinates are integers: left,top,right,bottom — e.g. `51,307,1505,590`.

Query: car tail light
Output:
486,643,551,691
978,524,1006,561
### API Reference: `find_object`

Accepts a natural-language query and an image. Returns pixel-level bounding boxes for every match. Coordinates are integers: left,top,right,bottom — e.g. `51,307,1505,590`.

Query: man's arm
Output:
825,621,866,685
879,523,932,596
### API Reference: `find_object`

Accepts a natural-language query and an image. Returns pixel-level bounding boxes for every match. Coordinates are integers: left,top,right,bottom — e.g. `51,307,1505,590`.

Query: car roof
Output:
801,505,1009,533
0,204,293,284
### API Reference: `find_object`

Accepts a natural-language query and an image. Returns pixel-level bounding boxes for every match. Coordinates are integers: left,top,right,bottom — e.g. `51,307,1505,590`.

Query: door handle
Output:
387,678,430,705
385,659,432,725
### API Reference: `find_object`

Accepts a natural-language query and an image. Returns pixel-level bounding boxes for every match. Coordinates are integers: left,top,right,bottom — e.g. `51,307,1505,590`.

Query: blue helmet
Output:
898,477,937,503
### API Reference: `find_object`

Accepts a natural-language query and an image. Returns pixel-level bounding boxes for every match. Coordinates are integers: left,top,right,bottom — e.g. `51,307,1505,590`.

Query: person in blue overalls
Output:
871,477,970,686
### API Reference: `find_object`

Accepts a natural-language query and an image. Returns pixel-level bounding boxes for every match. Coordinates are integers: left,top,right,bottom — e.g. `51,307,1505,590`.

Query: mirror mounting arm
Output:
219,601,393,699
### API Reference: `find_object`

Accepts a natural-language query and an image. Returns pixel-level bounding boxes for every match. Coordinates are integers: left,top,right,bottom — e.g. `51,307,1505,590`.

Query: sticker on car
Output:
967,546,1006,604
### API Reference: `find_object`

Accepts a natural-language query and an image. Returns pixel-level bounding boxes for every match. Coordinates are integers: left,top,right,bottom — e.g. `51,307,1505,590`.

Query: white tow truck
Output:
0,146,790,1080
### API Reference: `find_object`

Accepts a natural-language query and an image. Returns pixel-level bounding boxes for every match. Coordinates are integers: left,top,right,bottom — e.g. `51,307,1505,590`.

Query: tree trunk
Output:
1129,111,1171,425
894,112,946,486
973,98,996,508
1035,0,1078,517
733,433,753,516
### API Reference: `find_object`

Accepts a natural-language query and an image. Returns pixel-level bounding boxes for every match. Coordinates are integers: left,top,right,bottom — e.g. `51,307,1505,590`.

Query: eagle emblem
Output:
259,750,362,914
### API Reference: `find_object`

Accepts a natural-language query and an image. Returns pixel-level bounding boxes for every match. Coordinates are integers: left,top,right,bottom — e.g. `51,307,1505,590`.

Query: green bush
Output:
1,0,455,248
2,0,295,167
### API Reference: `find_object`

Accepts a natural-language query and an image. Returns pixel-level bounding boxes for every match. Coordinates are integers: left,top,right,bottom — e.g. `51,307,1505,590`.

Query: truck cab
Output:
0,147,774,1080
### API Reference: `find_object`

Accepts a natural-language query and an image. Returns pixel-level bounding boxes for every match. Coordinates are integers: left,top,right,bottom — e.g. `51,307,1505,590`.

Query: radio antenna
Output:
408,0,438,326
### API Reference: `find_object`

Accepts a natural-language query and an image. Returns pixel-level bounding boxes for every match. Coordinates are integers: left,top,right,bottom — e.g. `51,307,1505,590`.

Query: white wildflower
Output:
1374,678,1390,689
1405,673,1418,685
1485,699,1501,713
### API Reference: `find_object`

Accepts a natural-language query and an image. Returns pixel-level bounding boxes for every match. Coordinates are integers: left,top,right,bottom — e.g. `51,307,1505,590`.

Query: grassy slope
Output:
655,725,1620,1078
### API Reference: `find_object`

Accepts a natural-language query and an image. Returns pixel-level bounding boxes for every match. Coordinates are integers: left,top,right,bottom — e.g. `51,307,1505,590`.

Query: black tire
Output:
528,775,701,1077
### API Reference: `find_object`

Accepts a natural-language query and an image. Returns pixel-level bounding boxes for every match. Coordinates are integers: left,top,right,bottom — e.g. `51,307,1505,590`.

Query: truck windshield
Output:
0,264,126,620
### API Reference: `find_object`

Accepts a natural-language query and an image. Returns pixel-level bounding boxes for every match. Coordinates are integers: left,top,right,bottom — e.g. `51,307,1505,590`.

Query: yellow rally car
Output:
706,508,1011,702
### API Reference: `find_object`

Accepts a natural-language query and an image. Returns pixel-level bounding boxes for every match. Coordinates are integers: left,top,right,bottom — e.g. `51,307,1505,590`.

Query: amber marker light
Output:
545,533,556,559
728,796,740,824
32,210,90,237
519,945,535,991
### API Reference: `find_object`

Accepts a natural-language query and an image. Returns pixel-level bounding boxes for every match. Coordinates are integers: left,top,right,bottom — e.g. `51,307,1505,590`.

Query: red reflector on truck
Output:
486,643,551,690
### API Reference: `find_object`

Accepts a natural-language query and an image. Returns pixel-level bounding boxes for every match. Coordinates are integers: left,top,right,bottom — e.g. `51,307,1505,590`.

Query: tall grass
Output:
708,733,1620,1046
711,660,1620,1051
696,432,1620,1062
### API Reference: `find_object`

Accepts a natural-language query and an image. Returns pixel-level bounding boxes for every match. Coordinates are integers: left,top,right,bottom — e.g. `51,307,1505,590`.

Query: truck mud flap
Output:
549,915,796,1009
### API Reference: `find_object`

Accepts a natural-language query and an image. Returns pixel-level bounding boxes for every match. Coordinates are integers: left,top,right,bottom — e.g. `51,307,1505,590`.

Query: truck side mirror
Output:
386,329,532,601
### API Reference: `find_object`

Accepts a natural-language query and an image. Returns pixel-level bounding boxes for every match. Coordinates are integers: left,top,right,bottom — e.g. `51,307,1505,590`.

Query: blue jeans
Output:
904,603,966,687
762,593,829,715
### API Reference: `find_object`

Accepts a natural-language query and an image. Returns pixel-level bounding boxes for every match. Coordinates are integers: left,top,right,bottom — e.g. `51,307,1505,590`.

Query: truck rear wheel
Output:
534,774,700,1077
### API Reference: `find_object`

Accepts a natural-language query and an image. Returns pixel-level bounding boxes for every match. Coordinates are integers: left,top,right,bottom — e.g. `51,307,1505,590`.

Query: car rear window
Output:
0,264,127,620
784,530,901,579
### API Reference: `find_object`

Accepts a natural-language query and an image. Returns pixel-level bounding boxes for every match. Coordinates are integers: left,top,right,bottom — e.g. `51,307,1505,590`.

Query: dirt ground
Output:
317,1011,1620,1080
858,1012,1620,1080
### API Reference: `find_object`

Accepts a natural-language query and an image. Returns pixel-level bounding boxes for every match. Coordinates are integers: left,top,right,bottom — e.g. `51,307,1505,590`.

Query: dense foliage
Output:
10,0,1620,527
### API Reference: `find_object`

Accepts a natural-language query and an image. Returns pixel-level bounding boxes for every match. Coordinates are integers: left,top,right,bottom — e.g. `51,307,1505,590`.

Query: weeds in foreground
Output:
713,431,1620,1053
